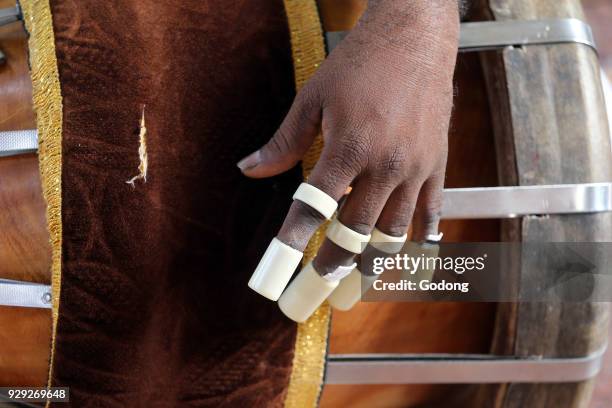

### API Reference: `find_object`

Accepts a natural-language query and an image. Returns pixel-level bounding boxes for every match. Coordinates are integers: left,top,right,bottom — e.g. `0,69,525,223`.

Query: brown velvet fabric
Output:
49,1,300,406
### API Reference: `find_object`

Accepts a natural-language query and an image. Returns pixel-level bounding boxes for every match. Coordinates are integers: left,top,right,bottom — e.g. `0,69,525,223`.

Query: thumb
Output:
237,88,320,178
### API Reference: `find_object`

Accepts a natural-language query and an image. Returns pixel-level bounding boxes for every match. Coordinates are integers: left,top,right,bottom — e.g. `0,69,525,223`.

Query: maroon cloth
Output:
49,1,301,406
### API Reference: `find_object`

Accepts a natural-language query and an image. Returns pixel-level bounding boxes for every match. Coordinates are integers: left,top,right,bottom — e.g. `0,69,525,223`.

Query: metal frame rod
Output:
2,129,610,219
441,182,612,219
0,279,52,309
0,129,38,157
325,18,596,54
1,274,605,385
0,5,20,27
459,18,595,52
325,347,607,384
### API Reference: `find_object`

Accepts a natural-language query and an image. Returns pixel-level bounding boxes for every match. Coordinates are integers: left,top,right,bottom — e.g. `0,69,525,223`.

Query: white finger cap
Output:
369,228,408,254
327,268,378,311
278,262,339,323
248,237,303,301
293,182,338,220
326,219,371,254
426,232,444,243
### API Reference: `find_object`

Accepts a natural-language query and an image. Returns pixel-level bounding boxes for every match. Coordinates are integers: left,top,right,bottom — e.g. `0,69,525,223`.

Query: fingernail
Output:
237,151,261,172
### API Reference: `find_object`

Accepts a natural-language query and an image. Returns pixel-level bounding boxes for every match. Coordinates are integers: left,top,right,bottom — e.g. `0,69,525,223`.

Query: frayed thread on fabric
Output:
126,106,148,187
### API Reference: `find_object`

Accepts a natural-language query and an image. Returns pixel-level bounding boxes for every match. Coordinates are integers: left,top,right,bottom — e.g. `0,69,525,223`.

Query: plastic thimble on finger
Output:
326,218,371,254
369,227,408,255
278,261,355,322
248,183,338,301
292,182,338,220
327,228,408,311
401,232,444,282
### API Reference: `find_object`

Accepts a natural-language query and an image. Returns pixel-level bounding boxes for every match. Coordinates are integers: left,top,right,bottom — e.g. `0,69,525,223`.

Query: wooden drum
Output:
318,0,611,407
0,1,609,408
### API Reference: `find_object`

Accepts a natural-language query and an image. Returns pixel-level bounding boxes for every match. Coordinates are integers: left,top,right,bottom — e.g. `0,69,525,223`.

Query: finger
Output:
412,171,445,242
277,176,377,320
325,182,418,312
313,176,395,275
375,181,420,238
276,145,361,252
249,130,364,302
238,86,321,178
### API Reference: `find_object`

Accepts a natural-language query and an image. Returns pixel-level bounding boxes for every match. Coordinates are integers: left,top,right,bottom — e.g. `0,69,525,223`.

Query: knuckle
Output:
340,136,369,161
409,159,427,177
326,139,368,176
379,147,406,177
269,127,295,156
297,83,318,109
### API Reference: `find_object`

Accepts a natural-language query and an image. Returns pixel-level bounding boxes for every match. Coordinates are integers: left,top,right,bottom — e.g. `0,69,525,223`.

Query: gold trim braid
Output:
21,0,63,397
282,1,329,407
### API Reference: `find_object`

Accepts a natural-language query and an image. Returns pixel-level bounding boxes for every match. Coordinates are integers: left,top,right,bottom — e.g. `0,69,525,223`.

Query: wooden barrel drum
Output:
0,0,609,407
319,1,611,407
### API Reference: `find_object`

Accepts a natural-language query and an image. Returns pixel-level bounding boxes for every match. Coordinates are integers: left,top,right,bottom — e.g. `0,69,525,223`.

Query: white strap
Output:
426,232,444,242
292,183,338,220
369,228,407,254
248,237,303,301
326,219,371,254
322,262,357,282
0,279,52,309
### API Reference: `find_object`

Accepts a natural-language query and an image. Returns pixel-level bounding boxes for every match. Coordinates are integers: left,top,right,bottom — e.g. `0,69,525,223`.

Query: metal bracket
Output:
0,276,605,385
0,129,38,157
459,18,595,52
1,130,609,219
441,182,612,219
0,279,51,309
0,5,21,27
325,346,607,384
325,18,596,54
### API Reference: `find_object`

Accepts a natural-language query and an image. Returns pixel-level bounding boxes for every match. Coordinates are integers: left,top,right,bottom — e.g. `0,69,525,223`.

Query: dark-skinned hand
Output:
238,0,459,275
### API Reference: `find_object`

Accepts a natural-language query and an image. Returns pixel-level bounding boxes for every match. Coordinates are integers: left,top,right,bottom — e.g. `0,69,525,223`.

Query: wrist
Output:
354,0,459,60
365,0,461,18
360,0,459,37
